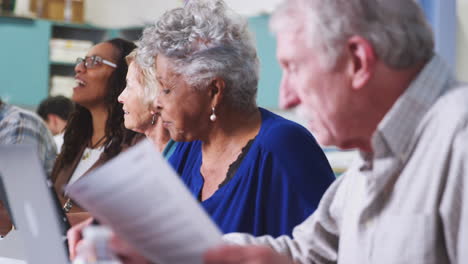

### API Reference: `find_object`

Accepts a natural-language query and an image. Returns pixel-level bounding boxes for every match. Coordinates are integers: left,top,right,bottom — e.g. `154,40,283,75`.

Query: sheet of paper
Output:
66,139,222,264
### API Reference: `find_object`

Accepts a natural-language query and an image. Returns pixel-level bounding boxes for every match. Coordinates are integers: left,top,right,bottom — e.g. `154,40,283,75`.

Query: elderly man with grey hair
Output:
204,0,468,263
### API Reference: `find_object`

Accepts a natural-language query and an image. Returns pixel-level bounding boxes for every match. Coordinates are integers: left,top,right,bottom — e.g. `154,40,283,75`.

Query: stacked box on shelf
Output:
30,0,85,23
49,38,92,63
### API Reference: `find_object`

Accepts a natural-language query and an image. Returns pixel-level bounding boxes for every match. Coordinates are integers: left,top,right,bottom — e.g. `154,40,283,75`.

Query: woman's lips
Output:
73,78,87,89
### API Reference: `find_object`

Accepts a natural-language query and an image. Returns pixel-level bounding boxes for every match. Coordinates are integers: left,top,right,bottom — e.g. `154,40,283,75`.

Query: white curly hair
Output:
137,0,259,112
125,50,158,109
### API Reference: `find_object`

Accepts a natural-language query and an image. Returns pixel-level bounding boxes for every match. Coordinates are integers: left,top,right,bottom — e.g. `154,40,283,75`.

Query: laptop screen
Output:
0,145,71,263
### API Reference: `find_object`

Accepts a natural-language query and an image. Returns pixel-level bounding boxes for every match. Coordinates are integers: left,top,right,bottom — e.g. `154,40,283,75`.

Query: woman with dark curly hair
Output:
51,38,141,225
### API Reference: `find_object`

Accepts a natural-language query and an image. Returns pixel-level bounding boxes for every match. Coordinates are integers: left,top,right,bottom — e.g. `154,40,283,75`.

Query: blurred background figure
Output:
0,98,57,236
37,95,75,151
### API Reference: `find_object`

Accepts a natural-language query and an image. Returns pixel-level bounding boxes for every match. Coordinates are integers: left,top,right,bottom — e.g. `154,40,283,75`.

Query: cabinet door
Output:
0,18,51,107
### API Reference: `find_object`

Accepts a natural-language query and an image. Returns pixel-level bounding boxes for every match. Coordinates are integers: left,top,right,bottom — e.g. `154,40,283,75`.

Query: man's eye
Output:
162,89,171,94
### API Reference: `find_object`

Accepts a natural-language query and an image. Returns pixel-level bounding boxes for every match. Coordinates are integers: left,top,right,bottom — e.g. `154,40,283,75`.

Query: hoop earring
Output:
210,107,217,122
151,114,157,125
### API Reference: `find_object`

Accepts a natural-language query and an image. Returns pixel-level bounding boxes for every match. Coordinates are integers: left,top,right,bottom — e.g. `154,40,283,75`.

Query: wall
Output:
457,0,468,82
248,16,281,108
84,0,281,28
0,18,51,106
84,0,183,28
419,0,457,71
223,0,282,16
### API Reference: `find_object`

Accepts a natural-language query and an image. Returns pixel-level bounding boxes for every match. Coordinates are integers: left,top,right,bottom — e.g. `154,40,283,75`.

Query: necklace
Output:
82,135,107,161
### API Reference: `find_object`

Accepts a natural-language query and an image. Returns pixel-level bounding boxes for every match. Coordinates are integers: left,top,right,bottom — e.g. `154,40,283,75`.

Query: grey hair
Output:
271,0,434,69
125,50,158,108
137,0,259,112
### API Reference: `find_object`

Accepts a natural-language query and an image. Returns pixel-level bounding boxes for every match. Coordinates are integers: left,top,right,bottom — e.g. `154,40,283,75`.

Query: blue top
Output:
169,108,335,237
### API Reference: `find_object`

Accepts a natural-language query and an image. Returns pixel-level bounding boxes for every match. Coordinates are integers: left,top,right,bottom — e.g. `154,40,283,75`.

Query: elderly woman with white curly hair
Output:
118,50,177,157
138,0,335,237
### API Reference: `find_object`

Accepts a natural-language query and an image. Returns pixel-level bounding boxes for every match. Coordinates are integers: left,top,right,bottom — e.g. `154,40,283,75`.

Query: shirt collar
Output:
370,55,454,162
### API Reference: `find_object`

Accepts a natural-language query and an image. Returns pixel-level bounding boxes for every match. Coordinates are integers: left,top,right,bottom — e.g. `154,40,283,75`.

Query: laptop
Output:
0,145,70,264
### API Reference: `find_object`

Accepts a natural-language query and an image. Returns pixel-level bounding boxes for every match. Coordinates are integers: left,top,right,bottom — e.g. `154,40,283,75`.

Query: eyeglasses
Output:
75,55,117,69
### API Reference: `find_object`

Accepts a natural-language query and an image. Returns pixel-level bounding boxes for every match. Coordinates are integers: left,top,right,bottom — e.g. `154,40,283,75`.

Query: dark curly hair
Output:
52,38,138,179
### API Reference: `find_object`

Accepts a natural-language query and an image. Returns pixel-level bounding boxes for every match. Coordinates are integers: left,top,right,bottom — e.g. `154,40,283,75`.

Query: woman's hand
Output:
67,217,93,259
204,245,293,264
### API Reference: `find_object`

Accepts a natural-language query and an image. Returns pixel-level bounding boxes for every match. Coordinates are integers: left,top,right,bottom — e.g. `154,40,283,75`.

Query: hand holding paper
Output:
66,139,223,264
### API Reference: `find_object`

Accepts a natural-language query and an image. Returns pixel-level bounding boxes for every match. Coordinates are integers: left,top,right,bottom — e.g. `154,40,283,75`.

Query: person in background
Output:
0,98,57,235
67,0,335,260
118,50,176,157
51,38,141,226
37,95,75,152
203,0,468,263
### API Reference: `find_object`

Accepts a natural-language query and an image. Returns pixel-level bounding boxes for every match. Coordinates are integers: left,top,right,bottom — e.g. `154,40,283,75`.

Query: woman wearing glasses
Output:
51,38,142,226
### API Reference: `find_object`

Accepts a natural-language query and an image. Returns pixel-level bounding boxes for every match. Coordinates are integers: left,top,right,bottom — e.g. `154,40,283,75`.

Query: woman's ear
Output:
347,36,376,90
210,78,225,106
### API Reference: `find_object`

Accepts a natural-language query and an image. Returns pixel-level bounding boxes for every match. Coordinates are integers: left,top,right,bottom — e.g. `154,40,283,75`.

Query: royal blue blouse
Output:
169,108,335,237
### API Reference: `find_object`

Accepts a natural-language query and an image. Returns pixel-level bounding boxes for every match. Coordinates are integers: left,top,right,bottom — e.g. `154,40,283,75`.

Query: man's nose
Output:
279,77,301,109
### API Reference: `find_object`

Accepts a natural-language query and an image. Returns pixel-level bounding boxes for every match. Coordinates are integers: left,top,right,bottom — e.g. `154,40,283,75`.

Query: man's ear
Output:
347,36,376,90
46,114,59,133
209,77,225,107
